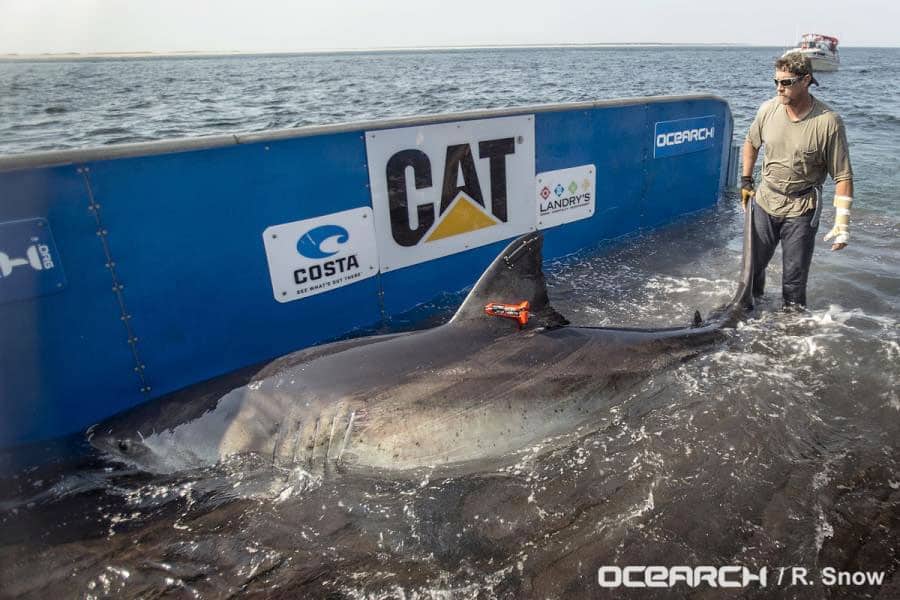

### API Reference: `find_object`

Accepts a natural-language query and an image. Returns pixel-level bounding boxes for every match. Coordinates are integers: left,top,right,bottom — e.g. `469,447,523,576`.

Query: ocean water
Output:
0,47,897,598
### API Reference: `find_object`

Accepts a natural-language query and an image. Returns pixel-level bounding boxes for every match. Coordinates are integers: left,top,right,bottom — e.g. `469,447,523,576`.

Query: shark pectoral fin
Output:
449,232,569,330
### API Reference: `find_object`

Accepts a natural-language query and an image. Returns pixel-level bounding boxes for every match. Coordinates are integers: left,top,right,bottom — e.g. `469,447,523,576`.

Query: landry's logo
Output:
540,179,592,216
366,115,536,272
385,138,515,247
534,165,596,230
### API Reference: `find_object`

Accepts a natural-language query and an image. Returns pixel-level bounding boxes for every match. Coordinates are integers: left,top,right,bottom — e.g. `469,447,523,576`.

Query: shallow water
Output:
0,47,898,598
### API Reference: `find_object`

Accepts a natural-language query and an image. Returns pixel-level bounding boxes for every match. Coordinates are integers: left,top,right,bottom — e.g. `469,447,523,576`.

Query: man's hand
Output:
740,176,755,212
823,194,852,251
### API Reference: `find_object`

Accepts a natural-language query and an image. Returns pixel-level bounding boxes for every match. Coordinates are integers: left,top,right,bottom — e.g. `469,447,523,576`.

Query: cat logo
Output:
366,115,536,272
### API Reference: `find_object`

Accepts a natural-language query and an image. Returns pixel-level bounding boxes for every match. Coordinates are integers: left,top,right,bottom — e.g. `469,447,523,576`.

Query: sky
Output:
1,0,897,55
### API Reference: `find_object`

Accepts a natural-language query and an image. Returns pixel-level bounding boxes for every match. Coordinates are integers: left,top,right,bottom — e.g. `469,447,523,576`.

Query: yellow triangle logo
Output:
426,195,499,242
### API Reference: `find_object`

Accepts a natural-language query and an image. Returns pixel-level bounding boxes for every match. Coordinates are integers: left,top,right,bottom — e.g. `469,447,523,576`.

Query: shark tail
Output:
705,199,756,328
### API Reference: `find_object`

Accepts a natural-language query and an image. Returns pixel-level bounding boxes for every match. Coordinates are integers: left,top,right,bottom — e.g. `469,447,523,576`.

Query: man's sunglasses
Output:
774,76,806,87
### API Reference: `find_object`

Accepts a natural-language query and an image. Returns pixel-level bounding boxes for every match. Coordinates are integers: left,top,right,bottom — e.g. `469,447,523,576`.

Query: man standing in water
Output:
741,52,854,310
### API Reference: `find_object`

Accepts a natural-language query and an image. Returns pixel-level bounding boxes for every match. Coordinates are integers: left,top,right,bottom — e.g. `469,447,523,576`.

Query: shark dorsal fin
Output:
450,231,569,329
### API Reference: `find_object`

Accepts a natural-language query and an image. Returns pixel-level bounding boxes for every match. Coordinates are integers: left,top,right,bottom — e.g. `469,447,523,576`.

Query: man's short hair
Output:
776,52,820,85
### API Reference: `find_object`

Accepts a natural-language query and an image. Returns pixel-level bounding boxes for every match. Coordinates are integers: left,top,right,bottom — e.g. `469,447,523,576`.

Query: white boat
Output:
783,33,840,72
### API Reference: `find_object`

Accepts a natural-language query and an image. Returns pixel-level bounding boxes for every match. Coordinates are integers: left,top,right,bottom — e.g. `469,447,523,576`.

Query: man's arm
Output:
835,179,853,198
742,139,759,178
825,178,854,251
740,140,760,211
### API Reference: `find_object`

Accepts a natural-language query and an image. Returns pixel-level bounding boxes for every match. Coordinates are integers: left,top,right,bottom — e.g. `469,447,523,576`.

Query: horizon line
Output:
2,41,897,59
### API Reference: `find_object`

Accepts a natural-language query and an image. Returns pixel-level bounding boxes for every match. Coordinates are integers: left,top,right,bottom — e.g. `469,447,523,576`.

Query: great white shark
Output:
89,207,755,476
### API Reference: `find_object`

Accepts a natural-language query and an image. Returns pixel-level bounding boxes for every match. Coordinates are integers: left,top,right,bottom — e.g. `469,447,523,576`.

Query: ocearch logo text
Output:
655,126,715,147
598,566,768,588
653,115,717,158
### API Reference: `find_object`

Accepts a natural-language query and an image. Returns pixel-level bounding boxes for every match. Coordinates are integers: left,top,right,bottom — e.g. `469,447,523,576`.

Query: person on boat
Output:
740,51,854,311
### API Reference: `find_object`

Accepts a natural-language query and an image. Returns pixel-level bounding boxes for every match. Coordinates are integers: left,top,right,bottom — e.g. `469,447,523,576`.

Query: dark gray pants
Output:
751,202,819,307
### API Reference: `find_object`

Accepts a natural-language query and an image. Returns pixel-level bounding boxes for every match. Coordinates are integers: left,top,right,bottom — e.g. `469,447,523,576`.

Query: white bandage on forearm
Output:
824,195,853,244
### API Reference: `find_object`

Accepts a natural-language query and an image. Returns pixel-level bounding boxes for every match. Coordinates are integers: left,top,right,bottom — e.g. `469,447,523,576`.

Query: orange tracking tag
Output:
484,301,530,328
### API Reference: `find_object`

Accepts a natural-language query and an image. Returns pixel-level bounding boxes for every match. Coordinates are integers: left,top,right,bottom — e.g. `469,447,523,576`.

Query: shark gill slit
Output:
271,420,286,465
288,418,305,466
338,410,356,463
308,417,321,466
325,413,338,464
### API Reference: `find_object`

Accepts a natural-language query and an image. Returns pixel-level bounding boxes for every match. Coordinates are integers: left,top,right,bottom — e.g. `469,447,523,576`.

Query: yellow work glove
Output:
823,195,852,250
740,176,755,212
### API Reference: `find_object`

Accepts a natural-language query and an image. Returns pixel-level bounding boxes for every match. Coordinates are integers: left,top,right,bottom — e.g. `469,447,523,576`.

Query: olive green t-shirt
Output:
746,96,853,217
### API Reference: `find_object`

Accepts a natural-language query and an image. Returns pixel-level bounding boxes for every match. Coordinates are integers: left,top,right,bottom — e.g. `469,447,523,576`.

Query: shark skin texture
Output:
89,207,755,477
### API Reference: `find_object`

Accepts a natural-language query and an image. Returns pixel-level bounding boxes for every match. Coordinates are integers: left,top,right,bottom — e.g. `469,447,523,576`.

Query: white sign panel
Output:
366,115,536,272
262,207,378,302
535,165,596,229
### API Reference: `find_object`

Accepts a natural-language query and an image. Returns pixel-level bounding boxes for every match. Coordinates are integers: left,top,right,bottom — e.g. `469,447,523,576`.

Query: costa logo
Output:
297,224,350,259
